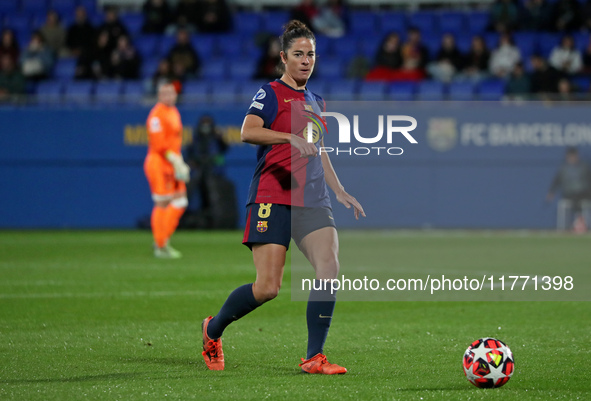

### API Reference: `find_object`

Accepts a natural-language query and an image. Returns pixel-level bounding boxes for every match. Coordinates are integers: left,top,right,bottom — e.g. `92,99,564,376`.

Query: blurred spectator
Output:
401,27,429,70
150,59,183,94
254,37,281,80
552,0,581,32
167,29,200,77
459,35,490,82
521,0,552,31
39,10,66,57
549,35,582,75
185,114,229,224
291,0,318,31
174,0,200,31
489,0,519,33
489,33,521,79
165,15,196,36
0,54,25,101
581,0,591,31
66,6,96,58
427,33,464,83
582,36,591,74
505,62,531,97
0,29,20,67
75,30,112,80
529,54,561,94
142,0,172,34
20,31,54,81
557,77,575,100
195,0,232,33
98,7,129,52
312,0,346,38
547,147,591,226
375,32,402,69
110,35,141,79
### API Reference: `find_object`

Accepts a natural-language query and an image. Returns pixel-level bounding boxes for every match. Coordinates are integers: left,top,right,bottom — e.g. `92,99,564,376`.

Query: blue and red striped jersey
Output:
245,79,330,208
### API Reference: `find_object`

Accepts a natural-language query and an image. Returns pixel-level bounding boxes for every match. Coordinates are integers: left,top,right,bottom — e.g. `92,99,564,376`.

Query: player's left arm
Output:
320,138,366,220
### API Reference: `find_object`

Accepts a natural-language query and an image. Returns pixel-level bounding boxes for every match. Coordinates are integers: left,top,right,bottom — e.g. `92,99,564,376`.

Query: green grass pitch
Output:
0,230,589,400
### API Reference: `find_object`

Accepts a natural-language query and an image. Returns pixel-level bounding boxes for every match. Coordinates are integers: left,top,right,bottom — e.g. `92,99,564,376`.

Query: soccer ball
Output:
463,337,514,388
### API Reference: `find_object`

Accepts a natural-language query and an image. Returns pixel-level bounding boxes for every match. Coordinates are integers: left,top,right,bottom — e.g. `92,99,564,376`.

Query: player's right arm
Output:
241,115,317,157
147,113,190,182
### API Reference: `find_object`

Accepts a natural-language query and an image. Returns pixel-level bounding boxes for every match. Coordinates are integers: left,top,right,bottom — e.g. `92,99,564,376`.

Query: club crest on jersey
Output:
257,221,268,232
304,104,313,111
253,88,266,101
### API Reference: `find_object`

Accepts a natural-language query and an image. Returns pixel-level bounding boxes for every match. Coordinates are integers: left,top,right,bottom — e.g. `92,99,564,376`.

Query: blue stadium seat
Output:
408,12,438,34
571,76,590,92
122,81,145,103
217,34,244,57
120,13,143,35
513,32,538,56
538,33,561,57
438,12,465,35
140,58,160,79
466,11,489,34
0,0,19,14
261,11,289,34
22,0,48,14
455,35,472,54
200,59,227,80
53,58,77,80
315,56,344,80
574,32,589,52
477,79,505,100
158,35,176,55
234,12,261,34
229,59,256,80
422,33,441,58
182,80,210,102
388,82,416,101
51,0,77,16
94,81,123,104
358,82,386,101
483,32,500,51
79,0,98,14
417,80,445,101
211,81,239,104
325,80,357,100
64,80,94,102
315,35,332,57
134,35,160,59
36,80,64,97
191,35,215,58
448,81,475,101
349,11,377,35
357,37,381,59
380,12,406,34
4,14,31,32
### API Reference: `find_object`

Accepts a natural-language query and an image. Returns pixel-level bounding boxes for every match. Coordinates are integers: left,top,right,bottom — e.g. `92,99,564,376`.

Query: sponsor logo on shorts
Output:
257,221,268,232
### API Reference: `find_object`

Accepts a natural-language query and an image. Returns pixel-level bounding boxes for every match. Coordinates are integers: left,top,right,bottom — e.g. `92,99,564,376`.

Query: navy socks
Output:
207,283,261,339
306,279,337,359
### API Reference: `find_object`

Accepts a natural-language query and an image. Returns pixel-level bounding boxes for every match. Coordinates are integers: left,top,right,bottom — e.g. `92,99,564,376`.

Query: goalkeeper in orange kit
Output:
144,83,189,258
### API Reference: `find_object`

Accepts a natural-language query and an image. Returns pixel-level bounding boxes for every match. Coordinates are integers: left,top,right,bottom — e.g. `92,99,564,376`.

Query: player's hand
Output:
290,134,318,158
336,190,366,220
166,151,191,182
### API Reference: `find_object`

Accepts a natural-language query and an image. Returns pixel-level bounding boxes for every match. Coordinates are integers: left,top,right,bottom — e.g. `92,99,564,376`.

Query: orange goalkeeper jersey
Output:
146,102,183,158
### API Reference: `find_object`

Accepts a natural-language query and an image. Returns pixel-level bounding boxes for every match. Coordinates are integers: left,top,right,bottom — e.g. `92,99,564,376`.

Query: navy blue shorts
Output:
242,203,336,250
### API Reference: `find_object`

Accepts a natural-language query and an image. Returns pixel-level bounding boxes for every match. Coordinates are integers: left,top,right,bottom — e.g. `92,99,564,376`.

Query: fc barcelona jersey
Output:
245,79,331,208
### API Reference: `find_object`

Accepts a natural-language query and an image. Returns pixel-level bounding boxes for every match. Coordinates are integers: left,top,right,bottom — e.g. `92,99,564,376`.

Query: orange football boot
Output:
299,353,347,374
202,316,224,370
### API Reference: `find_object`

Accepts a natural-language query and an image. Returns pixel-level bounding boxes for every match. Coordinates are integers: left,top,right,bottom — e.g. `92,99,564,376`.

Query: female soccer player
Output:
201,20,365,374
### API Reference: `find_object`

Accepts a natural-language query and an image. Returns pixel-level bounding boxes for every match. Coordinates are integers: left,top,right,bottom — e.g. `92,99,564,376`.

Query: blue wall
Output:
0,102,589,229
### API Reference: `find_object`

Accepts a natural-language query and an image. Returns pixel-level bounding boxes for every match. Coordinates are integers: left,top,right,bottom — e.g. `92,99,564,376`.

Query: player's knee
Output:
255,283,281,303
316,256,340,279
171,196,188,209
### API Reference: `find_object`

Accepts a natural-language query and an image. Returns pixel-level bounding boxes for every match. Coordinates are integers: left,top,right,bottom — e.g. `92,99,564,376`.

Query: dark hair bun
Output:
283,20,310,33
